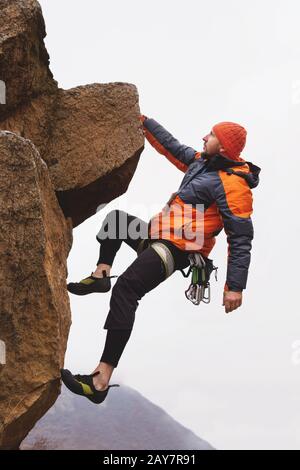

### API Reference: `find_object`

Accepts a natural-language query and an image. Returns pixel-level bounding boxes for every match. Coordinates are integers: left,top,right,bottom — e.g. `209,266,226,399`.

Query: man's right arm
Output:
141,115,198,173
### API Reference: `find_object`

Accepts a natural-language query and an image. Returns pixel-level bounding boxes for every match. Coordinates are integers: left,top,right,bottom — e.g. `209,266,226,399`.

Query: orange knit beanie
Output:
213,122,247,161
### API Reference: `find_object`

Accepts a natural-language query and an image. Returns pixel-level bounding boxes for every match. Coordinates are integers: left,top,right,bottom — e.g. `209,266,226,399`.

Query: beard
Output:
201,151,221,159
201,151,210,159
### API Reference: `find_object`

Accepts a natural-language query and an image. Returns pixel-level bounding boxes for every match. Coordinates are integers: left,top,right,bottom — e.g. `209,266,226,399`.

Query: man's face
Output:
203,130,223,156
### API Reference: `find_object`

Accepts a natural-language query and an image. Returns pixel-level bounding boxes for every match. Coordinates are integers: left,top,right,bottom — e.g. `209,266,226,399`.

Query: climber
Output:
61,115,261,404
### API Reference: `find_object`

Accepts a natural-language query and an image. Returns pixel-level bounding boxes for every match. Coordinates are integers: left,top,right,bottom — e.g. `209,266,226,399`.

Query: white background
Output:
39,0,300,450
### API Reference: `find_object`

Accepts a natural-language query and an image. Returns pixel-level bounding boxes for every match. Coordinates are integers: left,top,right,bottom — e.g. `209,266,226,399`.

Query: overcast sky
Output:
39,0,300,450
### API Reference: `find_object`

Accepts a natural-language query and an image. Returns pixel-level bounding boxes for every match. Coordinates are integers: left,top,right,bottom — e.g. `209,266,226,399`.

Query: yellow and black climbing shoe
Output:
67,271,118,296
60,369,119,404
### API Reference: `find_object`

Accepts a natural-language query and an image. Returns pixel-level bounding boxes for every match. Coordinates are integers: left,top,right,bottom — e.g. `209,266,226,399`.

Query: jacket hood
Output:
202,153,261,189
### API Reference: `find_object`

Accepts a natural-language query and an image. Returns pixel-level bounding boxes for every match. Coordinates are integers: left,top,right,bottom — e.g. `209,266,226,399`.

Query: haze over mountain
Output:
21,386,214,450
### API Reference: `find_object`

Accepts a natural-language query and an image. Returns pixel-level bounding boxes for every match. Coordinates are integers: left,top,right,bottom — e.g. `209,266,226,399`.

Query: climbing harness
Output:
149,241,175,279
136,239,176,279
180,253,218,305
137,239,218,304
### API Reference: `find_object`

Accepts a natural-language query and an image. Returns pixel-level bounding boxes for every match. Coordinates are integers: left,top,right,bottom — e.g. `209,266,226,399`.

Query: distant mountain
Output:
21,385,214,450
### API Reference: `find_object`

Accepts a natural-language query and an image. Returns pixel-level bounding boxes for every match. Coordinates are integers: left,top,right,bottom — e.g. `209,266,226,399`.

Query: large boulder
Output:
2,84,144,227
0,0,57,117
0,0,143,449
0,131,72,449
0,0,144,227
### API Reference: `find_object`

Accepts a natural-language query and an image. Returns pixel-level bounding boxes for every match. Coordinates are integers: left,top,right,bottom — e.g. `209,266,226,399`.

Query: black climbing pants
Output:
96,210,190,368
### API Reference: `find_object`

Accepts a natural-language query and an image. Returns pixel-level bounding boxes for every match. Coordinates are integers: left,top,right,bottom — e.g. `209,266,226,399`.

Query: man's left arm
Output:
140,115,198,172
214,173,254,314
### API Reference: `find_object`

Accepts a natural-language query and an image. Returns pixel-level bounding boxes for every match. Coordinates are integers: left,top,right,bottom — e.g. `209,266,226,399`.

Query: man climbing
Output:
61,115,261,404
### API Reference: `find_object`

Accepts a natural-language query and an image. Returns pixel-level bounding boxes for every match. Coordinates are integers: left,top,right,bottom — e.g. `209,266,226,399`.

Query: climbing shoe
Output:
67,271,118,296
60,369,119,404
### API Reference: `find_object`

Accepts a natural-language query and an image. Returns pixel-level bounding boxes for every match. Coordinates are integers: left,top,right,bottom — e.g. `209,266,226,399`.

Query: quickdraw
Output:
180,253,218,305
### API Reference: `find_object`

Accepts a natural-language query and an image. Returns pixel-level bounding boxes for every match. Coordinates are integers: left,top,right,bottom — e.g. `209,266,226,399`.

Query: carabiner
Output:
201,284,211,304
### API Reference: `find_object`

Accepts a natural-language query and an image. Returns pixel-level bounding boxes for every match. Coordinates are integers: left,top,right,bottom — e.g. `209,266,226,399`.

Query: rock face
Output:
0,0,57,117
0,0,144,227
0,0,143,449
2,84,143,227
0,131,72,449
